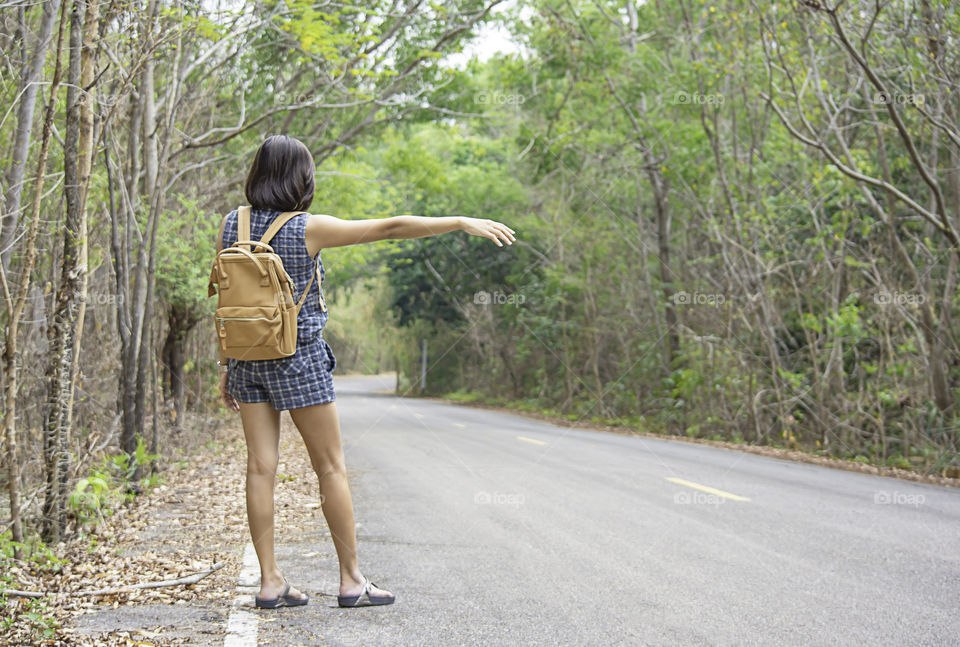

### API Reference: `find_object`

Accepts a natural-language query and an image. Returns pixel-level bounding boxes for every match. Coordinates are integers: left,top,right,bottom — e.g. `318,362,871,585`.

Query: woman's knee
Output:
239,402,281,477
311,451,346,481
289,403,344,477
247,450,279,477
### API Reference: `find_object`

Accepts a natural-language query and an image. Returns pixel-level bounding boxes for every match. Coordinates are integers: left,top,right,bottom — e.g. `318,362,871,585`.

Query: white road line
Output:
224,542,259,647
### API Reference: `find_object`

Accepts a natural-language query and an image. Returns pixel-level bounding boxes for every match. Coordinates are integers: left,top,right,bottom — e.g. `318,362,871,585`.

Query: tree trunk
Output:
122,0,158,458
150,322,160,474
604,5,678,372
42,0,80,543
132,3,163,477
161,304,199,430
41,0,98,543
651,166,677,370
0,0,63,272
1,0,68,559
119,86,143,458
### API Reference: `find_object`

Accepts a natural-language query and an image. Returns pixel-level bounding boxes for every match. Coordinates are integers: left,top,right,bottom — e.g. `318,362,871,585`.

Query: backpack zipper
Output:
217,316,273,323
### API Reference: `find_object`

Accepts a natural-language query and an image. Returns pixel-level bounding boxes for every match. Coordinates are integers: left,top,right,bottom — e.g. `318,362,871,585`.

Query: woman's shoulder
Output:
249,208,310,224
233,208,311,241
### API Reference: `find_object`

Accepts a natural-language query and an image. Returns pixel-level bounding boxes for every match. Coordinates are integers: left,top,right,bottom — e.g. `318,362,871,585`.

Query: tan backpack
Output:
207,206,316,360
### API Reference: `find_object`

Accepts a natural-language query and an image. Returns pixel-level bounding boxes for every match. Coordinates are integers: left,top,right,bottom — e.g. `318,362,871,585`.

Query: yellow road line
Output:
516,436,547,446
452,422,466,428
413,412,424,419
665,477,751,502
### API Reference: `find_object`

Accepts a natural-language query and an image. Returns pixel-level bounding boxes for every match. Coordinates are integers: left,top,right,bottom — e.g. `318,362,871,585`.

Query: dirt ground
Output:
2,408,324,646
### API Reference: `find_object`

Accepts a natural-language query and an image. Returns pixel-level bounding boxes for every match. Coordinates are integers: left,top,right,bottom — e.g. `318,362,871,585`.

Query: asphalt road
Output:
259,374,960,647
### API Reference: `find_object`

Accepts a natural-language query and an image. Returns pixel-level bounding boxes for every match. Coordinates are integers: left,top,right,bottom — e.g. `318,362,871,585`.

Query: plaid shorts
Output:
226,334,337,410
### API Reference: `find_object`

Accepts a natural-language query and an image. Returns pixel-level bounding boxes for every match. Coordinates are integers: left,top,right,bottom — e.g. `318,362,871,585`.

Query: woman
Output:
214,134,516,609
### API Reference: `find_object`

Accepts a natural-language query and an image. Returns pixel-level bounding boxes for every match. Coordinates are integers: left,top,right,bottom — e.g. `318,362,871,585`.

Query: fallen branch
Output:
3,588,44,598
4,561,226,598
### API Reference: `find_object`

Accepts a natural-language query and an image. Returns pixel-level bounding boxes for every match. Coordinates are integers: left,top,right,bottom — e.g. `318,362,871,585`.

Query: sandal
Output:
255,577,309,609
337,575,395,607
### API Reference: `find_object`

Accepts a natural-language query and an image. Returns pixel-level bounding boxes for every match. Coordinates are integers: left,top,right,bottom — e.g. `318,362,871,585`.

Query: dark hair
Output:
244,134,315,211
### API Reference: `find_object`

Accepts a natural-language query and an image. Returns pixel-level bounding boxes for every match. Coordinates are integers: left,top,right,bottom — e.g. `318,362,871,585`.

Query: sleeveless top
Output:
220,208,329,349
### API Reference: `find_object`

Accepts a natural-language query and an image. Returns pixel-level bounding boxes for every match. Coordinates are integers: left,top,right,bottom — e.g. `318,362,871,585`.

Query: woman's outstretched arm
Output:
388,215,464,239
305,213,515,253
390,215,515,247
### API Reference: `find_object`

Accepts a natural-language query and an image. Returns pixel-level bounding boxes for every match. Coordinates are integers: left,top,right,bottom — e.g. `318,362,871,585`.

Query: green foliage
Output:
69,474,115,529
280,2,357,65
0,531,64,641
312,153,395,292
68,436,161,534
0,592,60,642
375,123,534,328
157,194,220,313
0,529,65,570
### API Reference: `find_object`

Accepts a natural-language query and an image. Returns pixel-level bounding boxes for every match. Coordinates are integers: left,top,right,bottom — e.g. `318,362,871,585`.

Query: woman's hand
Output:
219,370,239,412
460,217,516,247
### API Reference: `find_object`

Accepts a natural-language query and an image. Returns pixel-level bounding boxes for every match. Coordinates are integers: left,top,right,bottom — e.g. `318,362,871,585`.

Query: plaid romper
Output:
221,208,337,410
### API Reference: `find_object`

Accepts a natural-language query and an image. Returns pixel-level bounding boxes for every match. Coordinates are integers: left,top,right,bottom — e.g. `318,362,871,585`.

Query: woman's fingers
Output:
464,217,515,245
219,373,239,411
497,224,515,242
224,394,239,412
489,221,513,245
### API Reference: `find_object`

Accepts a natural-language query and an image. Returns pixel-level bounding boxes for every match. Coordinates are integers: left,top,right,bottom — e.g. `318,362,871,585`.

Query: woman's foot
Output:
259,573,308,602
339,571,393,602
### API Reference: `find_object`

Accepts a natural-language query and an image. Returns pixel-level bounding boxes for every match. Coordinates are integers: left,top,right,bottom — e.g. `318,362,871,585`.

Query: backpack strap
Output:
293,260,317,312
238,206,251,250
256,210,315,312
259,210,306,246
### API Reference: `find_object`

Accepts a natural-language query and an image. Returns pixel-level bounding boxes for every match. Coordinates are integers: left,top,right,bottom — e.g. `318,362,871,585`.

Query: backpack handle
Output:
233,240,275,254
217,245,269,279
210,210,306,297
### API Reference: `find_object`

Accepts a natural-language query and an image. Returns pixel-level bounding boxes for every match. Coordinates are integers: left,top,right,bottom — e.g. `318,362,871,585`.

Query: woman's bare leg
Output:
238,401,307,601
288,401,392,599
